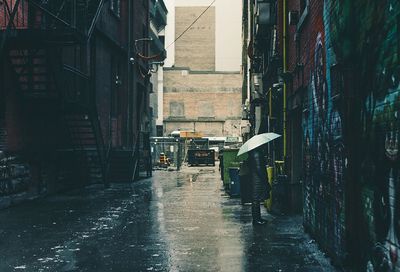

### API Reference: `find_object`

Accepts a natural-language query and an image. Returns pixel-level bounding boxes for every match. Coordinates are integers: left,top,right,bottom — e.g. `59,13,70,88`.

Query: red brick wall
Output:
285,0,347,265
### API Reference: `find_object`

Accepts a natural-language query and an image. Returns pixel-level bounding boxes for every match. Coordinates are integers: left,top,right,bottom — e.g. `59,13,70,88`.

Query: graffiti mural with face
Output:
362,72,400,271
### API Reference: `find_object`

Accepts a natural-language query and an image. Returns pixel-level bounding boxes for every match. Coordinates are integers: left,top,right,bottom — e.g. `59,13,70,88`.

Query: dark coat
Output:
248,148,270,201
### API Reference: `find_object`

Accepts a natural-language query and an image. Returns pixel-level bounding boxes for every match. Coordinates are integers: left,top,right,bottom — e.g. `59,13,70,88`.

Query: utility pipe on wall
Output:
282,0,287,159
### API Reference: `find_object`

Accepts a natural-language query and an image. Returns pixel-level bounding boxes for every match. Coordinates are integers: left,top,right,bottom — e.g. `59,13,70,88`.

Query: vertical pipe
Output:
282,0,287,159
127,0,132,147
268,88,272,159
246,0,251,104
269,88,272,116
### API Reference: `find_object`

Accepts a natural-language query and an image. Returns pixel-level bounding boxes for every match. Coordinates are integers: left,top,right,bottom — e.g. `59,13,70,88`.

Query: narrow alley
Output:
2,0,399,270
0,165,334,272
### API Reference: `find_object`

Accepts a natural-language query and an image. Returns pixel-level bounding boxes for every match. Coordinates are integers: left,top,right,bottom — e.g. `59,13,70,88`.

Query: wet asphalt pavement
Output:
0,165,336,272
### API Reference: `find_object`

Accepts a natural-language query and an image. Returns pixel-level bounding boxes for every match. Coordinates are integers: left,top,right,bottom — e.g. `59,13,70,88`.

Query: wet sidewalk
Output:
0,166,337,272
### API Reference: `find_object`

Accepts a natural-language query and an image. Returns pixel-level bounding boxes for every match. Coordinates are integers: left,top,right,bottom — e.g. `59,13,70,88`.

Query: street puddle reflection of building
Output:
153,169,245,271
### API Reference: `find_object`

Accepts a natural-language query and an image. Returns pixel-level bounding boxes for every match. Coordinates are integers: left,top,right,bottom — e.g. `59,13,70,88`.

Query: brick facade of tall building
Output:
163,4,242,137
163,69,242,136
0,0,154,208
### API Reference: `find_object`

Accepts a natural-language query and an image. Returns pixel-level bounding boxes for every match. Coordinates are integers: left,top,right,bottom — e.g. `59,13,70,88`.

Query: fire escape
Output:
0,0,107,185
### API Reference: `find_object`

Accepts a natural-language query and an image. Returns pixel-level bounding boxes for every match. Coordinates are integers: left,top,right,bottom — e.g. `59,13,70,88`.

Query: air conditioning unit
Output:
255,0,276,38
257,2,275,26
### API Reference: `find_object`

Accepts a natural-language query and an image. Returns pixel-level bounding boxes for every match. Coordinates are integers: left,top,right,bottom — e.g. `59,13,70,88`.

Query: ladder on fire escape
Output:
1,0,108,185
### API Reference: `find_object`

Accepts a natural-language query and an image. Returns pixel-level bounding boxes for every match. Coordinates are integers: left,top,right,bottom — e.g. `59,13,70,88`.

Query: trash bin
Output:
239,161,252,204
222,148,247,191
228,167,240,197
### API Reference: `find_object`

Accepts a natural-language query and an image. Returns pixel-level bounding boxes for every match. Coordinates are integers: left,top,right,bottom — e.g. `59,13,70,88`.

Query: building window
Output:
170,101,184,117
110,0,120,17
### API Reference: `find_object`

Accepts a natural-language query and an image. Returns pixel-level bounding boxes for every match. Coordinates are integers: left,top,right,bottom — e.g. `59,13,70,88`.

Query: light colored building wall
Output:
163,69,242,136
164,0,176,67
162,0,243,137
164,120,242,137
175,7,215,70
164,69,242,93
164,121,224,136
165,0,242,72
156,68,164,127
164,92,241,120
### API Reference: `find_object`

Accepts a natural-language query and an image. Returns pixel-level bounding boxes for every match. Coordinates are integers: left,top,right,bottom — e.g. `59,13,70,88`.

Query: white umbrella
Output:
237,132,281,156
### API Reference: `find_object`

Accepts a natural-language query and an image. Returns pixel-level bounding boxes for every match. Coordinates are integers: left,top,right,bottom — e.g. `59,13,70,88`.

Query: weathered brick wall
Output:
285,0,400,269
164,121,224,137
285,0,346,264
163,69,242,137
327,1,400,270
175,7,215,71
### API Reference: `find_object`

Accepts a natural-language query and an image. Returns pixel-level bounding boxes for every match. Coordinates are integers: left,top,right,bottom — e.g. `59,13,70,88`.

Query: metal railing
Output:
61,64,108,185
0,0,103,36
62,64,89,104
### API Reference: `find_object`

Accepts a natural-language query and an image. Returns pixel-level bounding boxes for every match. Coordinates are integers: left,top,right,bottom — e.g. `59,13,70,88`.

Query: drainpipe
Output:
247,0,251,105
127,0,132,147
282,0,287,160
268,87,272,160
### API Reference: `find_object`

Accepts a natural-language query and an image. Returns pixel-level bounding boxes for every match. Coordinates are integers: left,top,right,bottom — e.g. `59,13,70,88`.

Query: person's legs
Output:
252,201,266,225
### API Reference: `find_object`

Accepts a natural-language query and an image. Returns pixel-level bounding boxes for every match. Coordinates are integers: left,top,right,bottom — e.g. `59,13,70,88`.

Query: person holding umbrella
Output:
238,133,281,225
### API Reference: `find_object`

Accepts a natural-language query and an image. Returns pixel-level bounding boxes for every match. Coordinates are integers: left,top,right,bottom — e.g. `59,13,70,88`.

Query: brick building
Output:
245,0,400,270
162,0,243,138
0,0,155,207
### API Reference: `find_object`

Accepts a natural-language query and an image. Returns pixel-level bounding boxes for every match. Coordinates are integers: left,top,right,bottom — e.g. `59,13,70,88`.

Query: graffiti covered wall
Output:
301,0,400,269
301,0,346,263
349,1,400,270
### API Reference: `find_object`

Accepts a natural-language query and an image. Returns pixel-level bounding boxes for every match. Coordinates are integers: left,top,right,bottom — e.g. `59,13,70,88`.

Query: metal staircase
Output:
64,113,105,184
0,0,108,186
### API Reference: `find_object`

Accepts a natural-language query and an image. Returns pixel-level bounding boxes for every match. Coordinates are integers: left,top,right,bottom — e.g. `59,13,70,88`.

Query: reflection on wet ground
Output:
0,166,336,271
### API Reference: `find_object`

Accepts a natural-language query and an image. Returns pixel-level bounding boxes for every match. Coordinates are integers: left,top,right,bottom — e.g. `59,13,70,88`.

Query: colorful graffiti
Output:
359,76,400,270
302,27,346,262
302,0,400,269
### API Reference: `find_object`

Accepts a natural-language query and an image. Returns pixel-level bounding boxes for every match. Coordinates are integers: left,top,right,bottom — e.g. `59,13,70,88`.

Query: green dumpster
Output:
222,148,247,191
